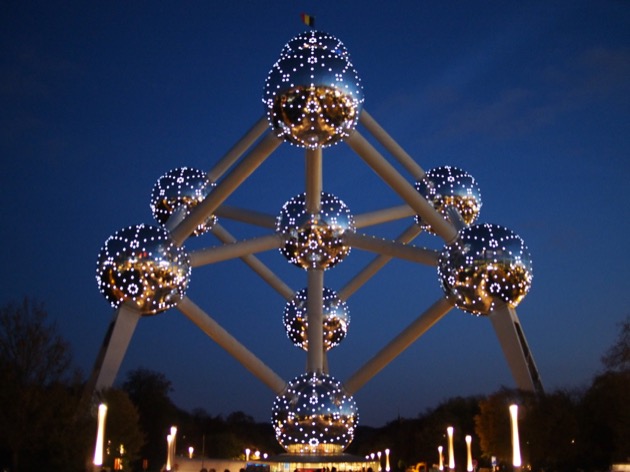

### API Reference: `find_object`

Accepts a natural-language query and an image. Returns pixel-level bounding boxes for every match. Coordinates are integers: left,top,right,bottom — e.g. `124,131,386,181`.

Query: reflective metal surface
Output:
272,372,358,455
276,192,355,270
414,166,482,232
150,167,216,235
263,30,364,148
95,224,191,315
437,223,533,315
284,287,349,351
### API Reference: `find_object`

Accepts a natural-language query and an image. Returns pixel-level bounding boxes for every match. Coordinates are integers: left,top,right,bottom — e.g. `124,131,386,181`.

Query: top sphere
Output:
263,30,364,149
150,167,217,236
437,223,533,316
414,166,482,232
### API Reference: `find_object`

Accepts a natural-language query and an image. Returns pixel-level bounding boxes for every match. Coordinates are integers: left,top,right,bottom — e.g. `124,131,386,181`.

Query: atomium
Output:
437,223,533,316
276,192,355,270
272,372,358,455
284,287,349,351
263,30,364,149
150,166,217,235
90,28,543,460
414,165,482,232
95,224,191,315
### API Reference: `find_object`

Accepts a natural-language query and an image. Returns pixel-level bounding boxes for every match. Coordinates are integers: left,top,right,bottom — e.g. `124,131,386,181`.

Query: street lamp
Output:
378,451,382,472
447,426,455,470
509,404,522,469
437,446,444,471
93,403,108,467
465,435,473,472
385,448,391,472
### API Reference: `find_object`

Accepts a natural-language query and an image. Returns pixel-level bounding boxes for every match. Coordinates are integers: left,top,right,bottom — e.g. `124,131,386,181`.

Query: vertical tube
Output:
306,269,324,373
305,148,323,213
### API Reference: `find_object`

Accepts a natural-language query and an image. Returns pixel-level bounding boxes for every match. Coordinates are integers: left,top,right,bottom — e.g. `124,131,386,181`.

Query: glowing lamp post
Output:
509,404,522,469
93,403,108,467
378,451,382,471
385,448,391,472
465,435,473,472
166,434,173,471
245,448,251,461
188,446,194,459
447,427,455,470
438,446,444,471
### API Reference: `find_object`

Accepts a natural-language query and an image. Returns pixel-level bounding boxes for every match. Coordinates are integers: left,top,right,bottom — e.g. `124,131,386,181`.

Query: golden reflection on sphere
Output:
272,372,358,455
276,192,355,270
263,30,364,149
437,223,533,316
414,166,482,232
150,167,216,236
283,288,350,351
96,224,191,315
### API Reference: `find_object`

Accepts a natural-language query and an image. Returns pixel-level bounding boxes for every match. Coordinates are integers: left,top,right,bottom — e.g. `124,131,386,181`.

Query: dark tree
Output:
601,314,630,372
0,298,88,471
122,368,180,469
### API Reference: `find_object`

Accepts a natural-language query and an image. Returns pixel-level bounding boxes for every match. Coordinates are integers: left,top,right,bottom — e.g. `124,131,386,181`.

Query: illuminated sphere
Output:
95,224,191,315
150,167,217,236
272,372,358,455
437,223,533,316
276,192,355,270
263,30,364,149
414,166,482,232
284,288,350,351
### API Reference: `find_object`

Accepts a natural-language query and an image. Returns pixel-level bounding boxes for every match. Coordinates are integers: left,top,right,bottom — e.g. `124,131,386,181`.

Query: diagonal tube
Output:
346,131,458,243
211,224,294,300
359,109,425,180
177,296,287,394
207,116,270,182
190,233,283,266
339,224,422,300
343,231,439,265
344,297,453,394
171,132,281,246
354,205,416,229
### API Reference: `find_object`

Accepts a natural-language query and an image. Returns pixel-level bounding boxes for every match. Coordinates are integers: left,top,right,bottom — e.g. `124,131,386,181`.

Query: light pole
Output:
93,403,108,468
509,404,522,470
465,435,473,472
447,426,455,470
438,446,444,471
385,448,391,472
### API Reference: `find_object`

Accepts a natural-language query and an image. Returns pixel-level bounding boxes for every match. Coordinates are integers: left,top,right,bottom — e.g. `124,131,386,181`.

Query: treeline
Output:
0,298,627,471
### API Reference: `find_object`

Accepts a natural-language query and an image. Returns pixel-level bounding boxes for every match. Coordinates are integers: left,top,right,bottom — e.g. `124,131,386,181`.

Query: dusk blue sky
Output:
1,1,629,427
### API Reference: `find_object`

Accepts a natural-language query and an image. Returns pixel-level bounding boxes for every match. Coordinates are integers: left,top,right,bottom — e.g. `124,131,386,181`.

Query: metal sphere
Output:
95,224,191,315
414,166,482,232
437,223,533,316
272,372,358,455
150,167,217,235
263,30,364,149
276,192,355,270
284,288,350,351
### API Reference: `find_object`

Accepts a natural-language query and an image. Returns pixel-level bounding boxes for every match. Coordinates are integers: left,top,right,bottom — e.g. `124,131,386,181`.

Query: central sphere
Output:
95,224,191,315
284,287,350,351
263,30,364,149
437,223,533,315
276,192,355,270
272,372,358,455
